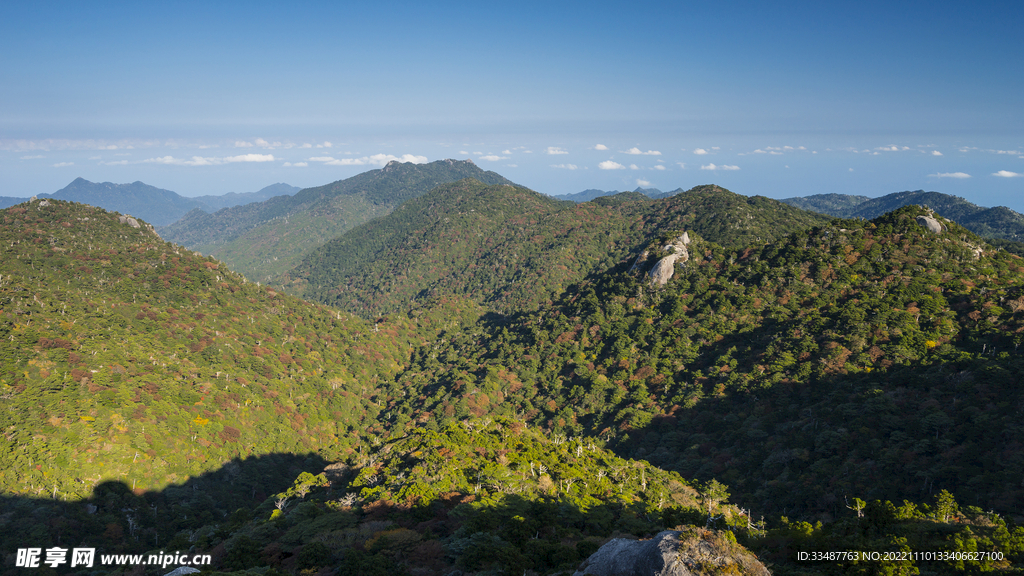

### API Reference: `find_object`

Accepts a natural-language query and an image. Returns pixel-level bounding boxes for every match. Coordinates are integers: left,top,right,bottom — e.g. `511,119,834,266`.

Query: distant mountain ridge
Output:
290,181,830,316
781,189,1024,243
0,179,299,225
158,158,517,284
552,186,679,202
190,182,300,211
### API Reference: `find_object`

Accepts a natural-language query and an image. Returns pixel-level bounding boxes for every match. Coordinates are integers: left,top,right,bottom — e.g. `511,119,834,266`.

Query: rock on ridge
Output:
916,214,944,234
118,215,141,228
573,527,770,576
648,232,691,286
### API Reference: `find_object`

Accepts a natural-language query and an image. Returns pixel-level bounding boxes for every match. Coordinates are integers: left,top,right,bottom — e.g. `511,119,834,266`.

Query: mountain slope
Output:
289,182,831,317
372,205,1024,518
159,159,515,283
0,199,424,501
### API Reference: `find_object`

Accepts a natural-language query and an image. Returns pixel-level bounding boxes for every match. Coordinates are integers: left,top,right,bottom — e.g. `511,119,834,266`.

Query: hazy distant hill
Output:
190,182,300,211
779,192,872,214
0,179,300,225
553,186,677,202
159,159,516,283
33,178,206,226
782,189,1024,242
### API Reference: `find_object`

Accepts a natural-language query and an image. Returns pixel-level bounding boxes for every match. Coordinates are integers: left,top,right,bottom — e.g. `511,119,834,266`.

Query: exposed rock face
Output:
648,233,691,286
573,528,770,576
118,215,141,228
916,215,943,234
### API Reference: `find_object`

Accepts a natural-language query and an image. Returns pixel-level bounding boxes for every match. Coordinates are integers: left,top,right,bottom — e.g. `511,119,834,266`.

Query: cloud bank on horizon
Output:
0,1,1020,209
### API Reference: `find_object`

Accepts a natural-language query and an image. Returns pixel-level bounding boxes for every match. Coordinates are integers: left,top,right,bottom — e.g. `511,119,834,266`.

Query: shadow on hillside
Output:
612,340,1024,523
0,452,328,554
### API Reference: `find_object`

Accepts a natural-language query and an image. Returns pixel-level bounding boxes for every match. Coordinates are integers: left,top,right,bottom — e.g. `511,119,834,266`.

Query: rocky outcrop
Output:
118,215,141,228
916,215,943,234
573,527,770,576
648,232,691,286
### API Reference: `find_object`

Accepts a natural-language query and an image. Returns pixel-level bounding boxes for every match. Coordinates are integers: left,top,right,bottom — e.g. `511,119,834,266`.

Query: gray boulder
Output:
916,215,943,233
118,215,141,228
574,528,770,576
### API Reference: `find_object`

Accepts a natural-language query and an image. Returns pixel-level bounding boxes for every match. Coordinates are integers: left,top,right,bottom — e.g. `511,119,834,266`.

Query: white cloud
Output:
700,163,739,171
636,179,650,186
929,172,971,179
316,142,333,148
677,162,687,169
931,150,943,156
100,160,129,166
693,148,708,155
551,164,578,170
629,164,639,170
458,151,470,155
283,162,308,167
593,144,609,151
225,154,275,163
480,155,508,161
599,160,625,170
547,147,569,155
992,149,1022,155
144,154,275,166
310,153,426,166
254,138,271,147
300,143,313,149
623,147,661,155
52,162,74,167
235,140,254,148
993,170,1022,178
501,150,512,155
20,155,45,159
876,145,900,152
849,168,854,172
652,165,665,171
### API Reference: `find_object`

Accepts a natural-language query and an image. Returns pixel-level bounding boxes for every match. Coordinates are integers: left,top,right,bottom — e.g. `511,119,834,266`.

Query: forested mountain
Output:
5,189,1024,575
374,206,1024,520
290,181,830,317
0,198,434,502
158,159,515,284
779,193,872,215
783,189,1024,243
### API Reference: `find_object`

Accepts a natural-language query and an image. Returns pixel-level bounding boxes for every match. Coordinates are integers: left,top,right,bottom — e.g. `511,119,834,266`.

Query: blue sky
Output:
2,0,1022,210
